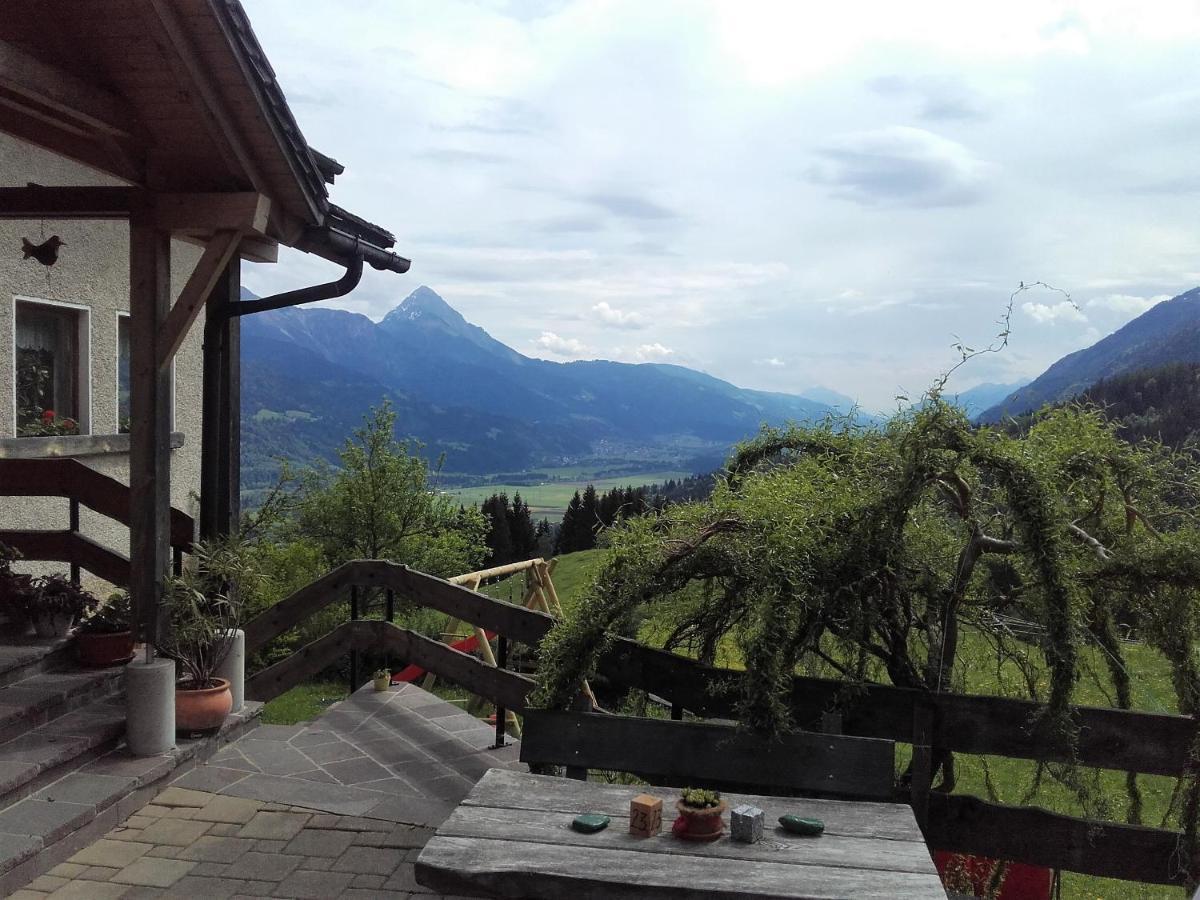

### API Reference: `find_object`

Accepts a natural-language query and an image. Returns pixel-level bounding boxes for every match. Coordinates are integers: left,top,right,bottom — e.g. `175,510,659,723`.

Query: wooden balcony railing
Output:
0,457,194,586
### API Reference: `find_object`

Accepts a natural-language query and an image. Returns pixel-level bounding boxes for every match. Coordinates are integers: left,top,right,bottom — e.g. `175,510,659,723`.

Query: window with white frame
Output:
14,298,88,437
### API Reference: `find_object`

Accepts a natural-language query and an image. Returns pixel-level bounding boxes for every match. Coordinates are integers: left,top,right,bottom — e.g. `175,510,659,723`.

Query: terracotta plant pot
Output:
76,631,135,667
672,799,728,842
175,677,233,733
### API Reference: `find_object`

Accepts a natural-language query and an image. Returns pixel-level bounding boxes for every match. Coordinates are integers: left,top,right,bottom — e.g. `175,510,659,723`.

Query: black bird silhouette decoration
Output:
21,235,65,266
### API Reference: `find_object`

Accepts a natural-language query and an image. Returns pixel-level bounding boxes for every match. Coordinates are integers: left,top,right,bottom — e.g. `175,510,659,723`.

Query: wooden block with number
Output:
629,793,663,837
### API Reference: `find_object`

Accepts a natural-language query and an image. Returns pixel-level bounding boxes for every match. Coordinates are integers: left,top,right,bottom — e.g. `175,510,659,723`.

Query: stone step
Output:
0,637,77,689
0,666,125,745
0,701,264,895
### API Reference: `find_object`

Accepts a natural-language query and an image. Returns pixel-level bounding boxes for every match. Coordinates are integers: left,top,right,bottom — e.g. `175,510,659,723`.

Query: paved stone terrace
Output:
11,786,473,899
11,682,522,898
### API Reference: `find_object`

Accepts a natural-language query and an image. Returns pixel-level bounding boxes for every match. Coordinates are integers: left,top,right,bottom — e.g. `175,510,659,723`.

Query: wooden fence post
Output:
911,699,935,830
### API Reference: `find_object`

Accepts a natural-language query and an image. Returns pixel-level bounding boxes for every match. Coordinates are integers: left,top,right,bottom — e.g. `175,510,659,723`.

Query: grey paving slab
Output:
297,737,363,765
245,725,305,742
35,772,135,808
232,739,315,776
220,849,303,882
0,731,91,764
0,797,93,844
287,730,341,748
0,831,41,874
219,773,382,816
282,828,356,858
365,793,456,828
323,755,394,785
169,765,251,793
331,845,402,876
290,768,338,784
237,811,310,841
273,869,356,898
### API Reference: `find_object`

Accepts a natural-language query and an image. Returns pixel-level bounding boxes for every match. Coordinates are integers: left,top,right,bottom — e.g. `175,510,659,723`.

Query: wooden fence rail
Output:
0,457,194,587
241,558,1198,887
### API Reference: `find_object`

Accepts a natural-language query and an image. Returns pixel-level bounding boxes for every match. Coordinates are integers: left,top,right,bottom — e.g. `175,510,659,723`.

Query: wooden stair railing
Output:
0,457,194,587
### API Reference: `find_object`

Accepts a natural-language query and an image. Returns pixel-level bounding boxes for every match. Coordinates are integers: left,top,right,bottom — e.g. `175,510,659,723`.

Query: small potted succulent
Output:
372,668,392,692
31,574,93,638
672,787,727,842
160,537,257,734
76,591,135,667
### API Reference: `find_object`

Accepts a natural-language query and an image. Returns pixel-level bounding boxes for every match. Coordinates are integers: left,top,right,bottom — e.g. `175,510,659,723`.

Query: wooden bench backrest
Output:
520,710,896,801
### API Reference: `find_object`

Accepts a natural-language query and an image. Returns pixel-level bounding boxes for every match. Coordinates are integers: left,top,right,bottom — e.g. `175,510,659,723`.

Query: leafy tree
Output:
534,401,1200,820
291,402,487,577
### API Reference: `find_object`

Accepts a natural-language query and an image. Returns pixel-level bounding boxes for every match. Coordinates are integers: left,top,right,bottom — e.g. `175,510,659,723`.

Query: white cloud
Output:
633,342,675,361
592,301,646,329
809,127,991,207
756,357,786,367
1022,300,1087,324
1087,293,1170,316
532,331,589,357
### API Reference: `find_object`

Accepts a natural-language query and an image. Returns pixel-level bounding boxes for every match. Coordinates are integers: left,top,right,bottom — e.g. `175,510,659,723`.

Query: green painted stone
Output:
572,813,611,834
778,815,825,836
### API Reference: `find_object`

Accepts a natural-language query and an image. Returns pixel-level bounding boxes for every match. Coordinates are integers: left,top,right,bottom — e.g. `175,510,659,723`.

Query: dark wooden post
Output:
349,585,360,692
493,635,508,749
200,255,241,540
910,699,935,830
68,498,80,586
128,199,172,652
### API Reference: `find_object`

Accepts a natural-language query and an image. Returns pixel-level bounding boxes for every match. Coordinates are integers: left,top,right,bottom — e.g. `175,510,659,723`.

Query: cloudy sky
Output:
241,0,1200,411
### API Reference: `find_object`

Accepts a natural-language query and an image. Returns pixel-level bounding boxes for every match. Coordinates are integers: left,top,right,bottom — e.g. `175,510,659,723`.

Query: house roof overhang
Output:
0,0,407,272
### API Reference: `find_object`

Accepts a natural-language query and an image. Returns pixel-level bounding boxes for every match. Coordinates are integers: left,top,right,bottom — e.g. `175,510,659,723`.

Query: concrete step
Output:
0,637,77,689
0,666,126,746
0,701,263,895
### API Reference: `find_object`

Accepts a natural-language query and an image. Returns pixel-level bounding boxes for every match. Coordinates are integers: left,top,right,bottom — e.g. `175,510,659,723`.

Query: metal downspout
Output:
223,250,365,319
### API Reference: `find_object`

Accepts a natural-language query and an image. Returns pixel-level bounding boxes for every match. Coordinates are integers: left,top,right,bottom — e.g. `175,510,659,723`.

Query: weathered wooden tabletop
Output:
415,768,947,899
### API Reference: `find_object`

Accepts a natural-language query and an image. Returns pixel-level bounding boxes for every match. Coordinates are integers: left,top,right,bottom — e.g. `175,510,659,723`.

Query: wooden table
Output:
416,769,947,899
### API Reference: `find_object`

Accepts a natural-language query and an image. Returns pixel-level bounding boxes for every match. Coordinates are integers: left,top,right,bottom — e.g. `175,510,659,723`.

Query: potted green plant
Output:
0,542,36,636
372,668,391,692
31,574,92,638
76,591,135,667
159,538,257,734
671,787,727,842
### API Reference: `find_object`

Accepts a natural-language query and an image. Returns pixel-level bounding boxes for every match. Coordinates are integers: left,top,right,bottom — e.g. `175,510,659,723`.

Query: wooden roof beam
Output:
0,39,140,139
0,187,270,232
143,0,269,195
157,228,241,371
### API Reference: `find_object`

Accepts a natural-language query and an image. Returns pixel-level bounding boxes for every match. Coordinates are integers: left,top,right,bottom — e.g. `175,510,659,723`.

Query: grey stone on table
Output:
323,755,393,785
331,845,402,876
170,765,250,793
273,869,355,899
0,797,93,844
283,827,356,858
176,834,256,863
233,739,315,776
237,811,310,841
220,773,381,816
298,737,362,765
220,849,303,882
35,772,135,808
0,832,41,873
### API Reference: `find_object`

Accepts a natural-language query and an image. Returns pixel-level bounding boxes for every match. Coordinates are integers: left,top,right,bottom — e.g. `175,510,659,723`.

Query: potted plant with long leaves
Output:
76,591,135,667
159,537,258,734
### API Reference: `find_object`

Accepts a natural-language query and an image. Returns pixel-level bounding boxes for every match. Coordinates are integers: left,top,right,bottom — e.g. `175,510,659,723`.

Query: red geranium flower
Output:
42,409,55,421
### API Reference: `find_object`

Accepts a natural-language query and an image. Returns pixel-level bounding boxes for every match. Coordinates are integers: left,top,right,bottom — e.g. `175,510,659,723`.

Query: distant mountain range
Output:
240,286,838,489
978,287,1200,422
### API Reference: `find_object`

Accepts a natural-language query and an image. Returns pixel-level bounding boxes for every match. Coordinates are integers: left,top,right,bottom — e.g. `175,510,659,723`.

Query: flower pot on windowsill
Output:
175,677,232,734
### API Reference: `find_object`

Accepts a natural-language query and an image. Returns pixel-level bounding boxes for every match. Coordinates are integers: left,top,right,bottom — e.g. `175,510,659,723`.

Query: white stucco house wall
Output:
0,132,203,593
